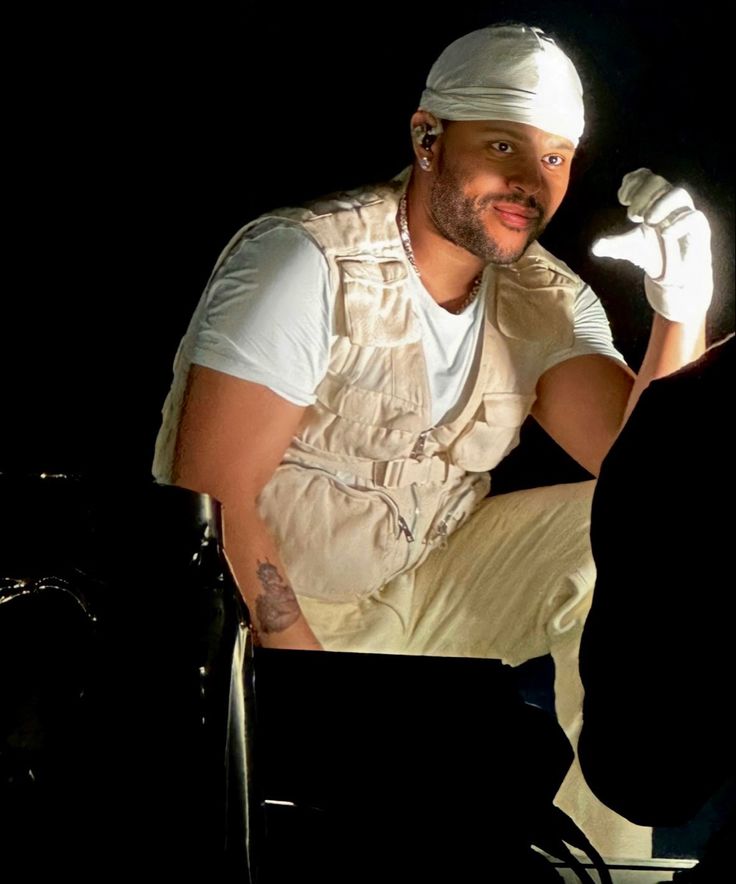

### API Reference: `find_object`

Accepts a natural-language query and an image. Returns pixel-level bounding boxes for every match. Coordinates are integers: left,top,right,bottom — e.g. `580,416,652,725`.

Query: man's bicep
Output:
532,355,635,476
191,223,332,408
172,364,307,504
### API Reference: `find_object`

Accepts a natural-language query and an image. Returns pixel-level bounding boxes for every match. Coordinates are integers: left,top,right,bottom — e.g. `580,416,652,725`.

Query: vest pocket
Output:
450,392,535,472
256,462,409,603
338,258,420,347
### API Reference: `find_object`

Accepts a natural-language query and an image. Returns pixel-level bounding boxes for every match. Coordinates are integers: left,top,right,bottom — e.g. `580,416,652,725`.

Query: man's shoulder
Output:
303,171,407,219
259,169,408,226
517,241,583,288
251,170,409,257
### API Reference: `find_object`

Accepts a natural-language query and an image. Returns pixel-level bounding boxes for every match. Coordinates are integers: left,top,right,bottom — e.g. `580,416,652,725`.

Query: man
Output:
153,25,711,856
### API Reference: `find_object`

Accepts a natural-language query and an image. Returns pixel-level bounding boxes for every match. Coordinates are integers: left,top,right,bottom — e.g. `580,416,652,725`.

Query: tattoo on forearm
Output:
255,559,300,634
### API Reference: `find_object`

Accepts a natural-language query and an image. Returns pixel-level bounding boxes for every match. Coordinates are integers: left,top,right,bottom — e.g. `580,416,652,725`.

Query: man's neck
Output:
404,177,485,309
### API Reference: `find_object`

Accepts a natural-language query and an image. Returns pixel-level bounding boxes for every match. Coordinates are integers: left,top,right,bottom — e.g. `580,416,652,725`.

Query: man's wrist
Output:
644,277,711,324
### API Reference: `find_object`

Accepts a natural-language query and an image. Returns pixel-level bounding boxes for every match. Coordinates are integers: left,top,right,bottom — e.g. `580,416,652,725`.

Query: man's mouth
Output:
492,203,540,230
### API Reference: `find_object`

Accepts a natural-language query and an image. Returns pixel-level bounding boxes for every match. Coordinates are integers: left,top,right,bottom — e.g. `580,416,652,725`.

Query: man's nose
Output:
506,157,543,196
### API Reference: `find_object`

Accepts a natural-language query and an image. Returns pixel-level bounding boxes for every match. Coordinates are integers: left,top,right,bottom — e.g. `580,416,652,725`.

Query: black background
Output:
4,0,732,480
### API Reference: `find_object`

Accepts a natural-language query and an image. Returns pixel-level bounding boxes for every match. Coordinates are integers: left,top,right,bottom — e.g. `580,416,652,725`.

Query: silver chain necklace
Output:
398,193,482,315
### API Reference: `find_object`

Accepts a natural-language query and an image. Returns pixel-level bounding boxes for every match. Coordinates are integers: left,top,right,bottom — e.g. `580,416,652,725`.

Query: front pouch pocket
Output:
450,392,535,472
256,462,406,603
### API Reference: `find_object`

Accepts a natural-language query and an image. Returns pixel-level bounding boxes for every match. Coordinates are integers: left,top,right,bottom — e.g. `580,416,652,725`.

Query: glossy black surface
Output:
251,648,611,884
0,475,256,878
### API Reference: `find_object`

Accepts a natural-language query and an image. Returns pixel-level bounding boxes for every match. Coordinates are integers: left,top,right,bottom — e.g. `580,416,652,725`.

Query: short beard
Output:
428,157,547,265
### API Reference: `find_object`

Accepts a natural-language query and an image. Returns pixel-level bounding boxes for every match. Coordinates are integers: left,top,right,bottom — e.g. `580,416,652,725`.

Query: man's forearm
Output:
221,501,323,651
623,312,706,424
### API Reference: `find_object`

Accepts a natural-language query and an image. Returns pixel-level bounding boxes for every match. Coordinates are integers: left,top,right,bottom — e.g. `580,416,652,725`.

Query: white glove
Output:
591,168,712,323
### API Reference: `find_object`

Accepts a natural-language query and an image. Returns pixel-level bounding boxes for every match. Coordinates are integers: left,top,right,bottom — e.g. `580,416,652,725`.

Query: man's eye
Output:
490,141,514,153
545,154,565,167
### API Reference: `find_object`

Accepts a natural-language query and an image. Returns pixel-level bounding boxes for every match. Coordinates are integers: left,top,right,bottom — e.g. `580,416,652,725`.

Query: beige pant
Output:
299,480,652,861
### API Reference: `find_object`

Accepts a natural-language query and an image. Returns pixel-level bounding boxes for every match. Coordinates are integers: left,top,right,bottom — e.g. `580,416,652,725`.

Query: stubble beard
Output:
428,157,548,265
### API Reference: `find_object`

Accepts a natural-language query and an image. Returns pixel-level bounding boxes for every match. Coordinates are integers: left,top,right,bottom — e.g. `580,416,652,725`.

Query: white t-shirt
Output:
190,220,625,425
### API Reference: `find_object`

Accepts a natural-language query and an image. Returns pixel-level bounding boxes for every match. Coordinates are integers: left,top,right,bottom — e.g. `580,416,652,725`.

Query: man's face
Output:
428,119,575,264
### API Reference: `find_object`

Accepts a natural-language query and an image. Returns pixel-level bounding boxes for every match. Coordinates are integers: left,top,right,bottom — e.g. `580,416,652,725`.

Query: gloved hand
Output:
591,168,712,323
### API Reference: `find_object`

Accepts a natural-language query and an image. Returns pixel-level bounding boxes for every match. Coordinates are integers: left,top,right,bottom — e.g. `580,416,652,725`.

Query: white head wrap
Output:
419,25,585,147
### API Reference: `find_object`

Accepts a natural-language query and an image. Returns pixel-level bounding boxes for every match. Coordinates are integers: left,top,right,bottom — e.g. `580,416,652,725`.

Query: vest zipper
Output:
398,483,419,544
397,516,415,542
410,428,434,460
394,483,421,574
431,481,483,550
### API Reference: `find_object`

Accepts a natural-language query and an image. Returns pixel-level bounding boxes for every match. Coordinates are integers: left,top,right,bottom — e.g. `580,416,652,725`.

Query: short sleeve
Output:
541,284,628,375
190,221,333,405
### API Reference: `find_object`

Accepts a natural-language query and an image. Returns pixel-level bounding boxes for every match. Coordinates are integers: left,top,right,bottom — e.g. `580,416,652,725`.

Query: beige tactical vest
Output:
154,170,582,604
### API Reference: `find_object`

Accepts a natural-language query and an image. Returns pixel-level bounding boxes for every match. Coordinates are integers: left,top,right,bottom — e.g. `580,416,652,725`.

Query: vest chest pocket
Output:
256,462,410,603
339,258,421,347
450,392,536,472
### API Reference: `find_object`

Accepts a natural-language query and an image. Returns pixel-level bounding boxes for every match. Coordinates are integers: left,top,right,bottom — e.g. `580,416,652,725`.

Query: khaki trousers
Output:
299,480,652,860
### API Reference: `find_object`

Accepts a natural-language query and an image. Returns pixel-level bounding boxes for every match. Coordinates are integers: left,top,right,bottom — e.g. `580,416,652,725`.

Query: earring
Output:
419,156,431,171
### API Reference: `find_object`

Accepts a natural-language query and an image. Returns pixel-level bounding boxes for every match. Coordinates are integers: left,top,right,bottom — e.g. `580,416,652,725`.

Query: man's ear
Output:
409,111,444,169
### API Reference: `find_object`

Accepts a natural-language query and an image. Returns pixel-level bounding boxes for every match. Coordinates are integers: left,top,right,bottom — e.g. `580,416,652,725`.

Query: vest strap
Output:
370,456,466,488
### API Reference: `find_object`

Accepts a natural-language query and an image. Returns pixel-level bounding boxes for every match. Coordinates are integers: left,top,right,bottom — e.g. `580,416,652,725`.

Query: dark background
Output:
2,2,731,863
3,0,732,480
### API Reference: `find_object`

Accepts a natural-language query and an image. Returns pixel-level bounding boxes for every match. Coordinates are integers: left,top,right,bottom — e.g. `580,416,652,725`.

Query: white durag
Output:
419,25,585,147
